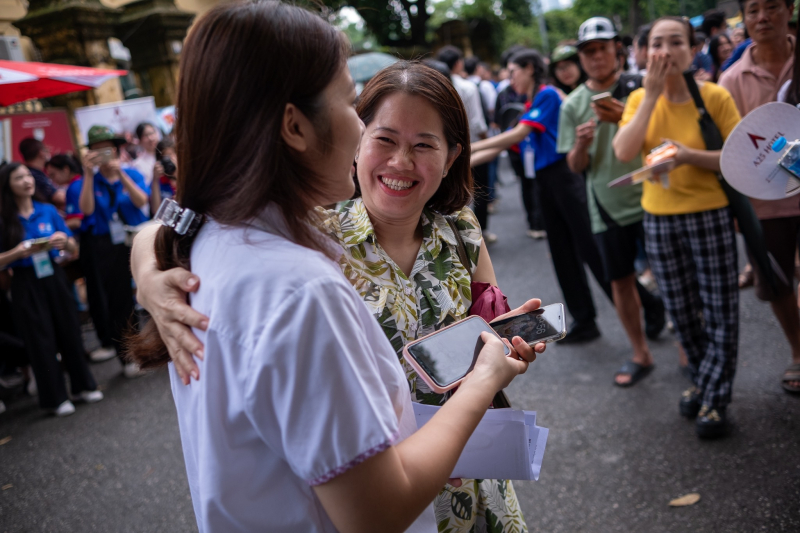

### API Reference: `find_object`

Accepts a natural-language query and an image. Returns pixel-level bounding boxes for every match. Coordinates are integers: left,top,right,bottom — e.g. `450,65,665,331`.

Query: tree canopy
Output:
327,0,727,60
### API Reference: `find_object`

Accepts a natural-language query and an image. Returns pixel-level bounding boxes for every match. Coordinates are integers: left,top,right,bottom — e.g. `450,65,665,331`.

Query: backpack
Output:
612,73,643,101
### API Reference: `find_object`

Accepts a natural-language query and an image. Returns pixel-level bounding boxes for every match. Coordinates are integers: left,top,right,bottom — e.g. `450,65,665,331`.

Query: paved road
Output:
1,173,799,532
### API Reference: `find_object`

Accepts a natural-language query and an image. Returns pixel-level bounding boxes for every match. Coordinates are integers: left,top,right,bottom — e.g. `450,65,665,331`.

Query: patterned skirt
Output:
435,478,528,533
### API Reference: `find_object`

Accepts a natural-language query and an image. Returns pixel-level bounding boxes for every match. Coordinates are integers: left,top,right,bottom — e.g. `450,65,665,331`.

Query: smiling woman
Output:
353,62,472,217
129,58,544,533
125,4,537,532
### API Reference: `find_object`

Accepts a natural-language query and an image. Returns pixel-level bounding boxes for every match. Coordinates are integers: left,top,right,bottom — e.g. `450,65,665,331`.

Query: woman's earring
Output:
442,170,448,178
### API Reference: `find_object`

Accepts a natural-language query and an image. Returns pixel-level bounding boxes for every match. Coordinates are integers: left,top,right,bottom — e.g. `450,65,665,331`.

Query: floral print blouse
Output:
323,197,482,404
321,198,528,533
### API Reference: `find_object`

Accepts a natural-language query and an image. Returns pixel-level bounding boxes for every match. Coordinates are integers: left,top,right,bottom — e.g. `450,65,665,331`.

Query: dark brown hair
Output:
355,61,472,215
0,163,25,250
127,0,349,368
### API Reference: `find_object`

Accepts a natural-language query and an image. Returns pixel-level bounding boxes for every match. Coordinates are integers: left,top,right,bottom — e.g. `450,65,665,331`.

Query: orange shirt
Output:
718,36,798,219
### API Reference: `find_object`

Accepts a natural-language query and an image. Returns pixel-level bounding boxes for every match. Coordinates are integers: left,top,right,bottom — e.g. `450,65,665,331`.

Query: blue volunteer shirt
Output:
157,175,176,201
65,168,149,235
2,202,71,269
516,85,565,172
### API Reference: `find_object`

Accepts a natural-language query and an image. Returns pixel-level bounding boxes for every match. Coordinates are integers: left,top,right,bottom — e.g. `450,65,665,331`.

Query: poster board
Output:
0,109,78,163
73,96,159,146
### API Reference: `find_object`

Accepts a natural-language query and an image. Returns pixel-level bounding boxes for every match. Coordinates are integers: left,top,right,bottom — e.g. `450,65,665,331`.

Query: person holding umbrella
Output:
65,125,148,375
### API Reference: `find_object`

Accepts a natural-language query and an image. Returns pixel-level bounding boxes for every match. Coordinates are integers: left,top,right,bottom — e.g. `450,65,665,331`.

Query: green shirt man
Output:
557,79,644,234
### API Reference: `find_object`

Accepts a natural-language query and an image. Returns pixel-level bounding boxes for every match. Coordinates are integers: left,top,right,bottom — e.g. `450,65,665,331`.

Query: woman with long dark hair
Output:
133,60,543,532
708,34,734,82
126,3,534,531
0,163,101,416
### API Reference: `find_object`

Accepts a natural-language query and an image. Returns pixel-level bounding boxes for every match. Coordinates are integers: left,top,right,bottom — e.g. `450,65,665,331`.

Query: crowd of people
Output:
0,120,178,416
1,0,798,530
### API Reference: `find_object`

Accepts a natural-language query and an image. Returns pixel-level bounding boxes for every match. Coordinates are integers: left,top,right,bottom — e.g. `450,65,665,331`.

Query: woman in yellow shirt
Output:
613,16,741,439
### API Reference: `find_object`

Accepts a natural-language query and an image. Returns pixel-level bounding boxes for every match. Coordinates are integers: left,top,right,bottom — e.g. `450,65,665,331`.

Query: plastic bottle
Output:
771,136,800,178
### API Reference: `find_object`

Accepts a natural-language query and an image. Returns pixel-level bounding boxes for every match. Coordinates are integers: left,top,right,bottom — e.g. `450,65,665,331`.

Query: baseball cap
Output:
551,44,578,64
576,17,618,48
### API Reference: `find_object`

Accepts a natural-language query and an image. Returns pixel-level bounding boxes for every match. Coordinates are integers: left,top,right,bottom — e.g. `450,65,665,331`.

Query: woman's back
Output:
172,206,435,532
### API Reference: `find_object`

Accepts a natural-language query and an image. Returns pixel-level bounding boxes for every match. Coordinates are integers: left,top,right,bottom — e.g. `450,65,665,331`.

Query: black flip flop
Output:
614,361,654,388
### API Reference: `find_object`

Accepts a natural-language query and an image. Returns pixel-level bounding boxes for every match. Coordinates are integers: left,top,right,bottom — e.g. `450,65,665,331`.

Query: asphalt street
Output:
1,165,799,532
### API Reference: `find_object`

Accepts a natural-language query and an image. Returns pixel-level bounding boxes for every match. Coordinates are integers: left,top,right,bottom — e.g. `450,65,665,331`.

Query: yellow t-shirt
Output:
619,82,741,215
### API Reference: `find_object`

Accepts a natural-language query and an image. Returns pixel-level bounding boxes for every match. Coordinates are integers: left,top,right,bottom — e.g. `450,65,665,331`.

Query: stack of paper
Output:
412,403,549,481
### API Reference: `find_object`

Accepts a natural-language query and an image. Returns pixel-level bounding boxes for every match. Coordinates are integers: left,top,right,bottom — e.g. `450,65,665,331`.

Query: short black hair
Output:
500,44,526,68
436,45,463,70
636,24,651,48
18,138,44,162
422,58,451,78
156,138,175,158
45,153,81,174
464,56,480,75
694,31,708,47
701,9,727,36
135,122,155,140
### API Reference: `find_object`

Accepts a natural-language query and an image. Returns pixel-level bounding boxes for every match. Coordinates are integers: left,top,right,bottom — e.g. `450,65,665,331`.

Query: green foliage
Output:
501,9,583,53
571,0,718,33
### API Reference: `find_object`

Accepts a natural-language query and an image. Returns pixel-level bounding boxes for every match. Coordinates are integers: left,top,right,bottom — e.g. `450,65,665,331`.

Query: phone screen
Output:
406,316,509,387
491,304,566,345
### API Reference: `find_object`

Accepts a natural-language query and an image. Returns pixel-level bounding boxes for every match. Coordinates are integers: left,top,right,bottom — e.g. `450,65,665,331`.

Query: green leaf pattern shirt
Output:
321,198,528,533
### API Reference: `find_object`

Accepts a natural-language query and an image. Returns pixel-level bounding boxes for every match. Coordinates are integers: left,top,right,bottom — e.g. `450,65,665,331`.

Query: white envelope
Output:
412,402,549,481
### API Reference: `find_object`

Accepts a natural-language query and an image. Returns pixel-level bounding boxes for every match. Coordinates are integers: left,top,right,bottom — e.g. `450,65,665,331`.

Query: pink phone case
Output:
402,316,506,394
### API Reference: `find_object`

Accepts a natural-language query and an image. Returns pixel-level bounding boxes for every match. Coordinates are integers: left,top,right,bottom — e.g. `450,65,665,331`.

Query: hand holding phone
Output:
490,303,567,346
590,92,613,103
591,94,625,124
403,316,512,394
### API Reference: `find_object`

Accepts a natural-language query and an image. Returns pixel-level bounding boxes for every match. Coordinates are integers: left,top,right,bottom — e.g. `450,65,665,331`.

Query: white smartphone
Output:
490,303,567,346
402,316,511,394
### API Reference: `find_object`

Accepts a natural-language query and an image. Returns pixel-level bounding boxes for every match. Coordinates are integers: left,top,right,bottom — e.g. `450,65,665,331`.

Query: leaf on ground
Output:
669,493,701,507
0,436,11,445
2,484,12,490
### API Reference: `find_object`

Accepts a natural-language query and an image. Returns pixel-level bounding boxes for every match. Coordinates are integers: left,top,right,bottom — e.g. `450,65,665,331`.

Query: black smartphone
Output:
491,303,566,346
403,316,511,393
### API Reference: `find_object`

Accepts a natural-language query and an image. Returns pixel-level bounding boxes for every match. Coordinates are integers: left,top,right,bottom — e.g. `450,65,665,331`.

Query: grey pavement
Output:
1,170,799,532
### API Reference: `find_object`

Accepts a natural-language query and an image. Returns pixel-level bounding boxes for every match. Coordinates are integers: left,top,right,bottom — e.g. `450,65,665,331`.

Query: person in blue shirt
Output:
471,48,613,343
0,163,102,416
66,125,149,377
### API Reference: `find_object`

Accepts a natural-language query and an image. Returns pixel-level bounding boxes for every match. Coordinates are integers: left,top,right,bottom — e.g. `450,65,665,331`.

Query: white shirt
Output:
452,75,488,142
171,206,437,533
131,151,156,187
468,75,498,113
778,79,792,102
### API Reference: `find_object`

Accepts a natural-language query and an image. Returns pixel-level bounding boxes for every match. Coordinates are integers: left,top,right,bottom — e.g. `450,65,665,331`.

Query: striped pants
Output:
644,208,739,409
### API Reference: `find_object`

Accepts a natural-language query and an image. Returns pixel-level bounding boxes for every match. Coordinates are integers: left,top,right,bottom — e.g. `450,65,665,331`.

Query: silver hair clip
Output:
154,198,203,236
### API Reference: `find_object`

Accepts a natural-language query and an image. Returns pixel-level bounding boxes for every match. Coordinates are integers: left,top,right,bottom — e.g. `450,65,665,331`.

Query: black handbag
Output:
683,71,782,292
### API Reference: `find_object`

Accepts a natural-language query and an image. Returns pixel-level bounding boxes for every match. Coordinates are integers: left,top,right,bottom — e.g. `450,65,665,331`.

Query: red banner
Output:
1,109,78,163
